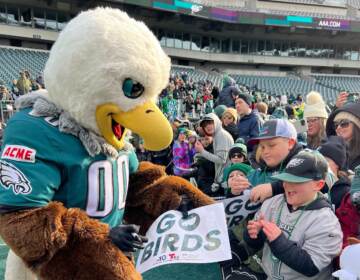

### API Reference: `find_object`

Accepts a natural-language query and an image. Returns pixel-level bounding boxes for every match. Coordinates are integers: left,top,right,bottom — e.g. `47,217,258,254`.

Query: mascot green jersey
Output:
0,108,138,227
0,8,215,280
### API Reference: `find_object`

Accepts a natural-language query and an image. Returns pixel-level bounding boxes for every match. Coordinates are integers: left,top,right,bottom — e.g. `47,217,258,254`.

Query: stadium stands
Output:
258,8,350,19
313,74,360,92
231,74,339,101
263,0,347,7
0,47,48,86
189,0,354,19
1,46,359,103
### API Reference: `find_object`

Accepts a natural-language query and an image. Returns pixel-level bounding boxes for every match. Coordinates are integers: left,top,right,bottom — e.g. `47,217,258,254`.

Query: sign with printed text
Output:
220,192,261,228
316,19,350,30
136,203,231,274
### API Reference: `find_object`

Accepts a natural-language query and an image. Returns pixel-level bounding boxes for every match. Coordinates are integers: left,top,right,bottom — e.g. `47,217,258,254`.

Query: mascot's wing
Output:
124,161,214,235
0,202,142,280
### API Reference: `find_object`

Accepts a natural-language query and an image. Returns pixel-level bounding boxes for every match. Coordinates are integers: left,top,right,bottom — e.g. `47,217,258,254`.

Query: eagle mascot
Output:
0,7,213,280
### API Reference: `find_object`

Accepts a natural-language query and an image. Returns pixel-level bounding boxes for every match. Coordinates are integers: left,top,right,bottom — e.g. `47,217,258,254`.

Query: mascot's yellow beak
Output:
96,102,173,151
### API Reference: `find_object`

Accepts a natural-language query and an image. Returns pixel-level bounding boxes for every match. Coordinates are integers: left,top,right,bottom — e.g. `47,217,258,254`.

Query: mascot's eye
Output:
122,78,144,99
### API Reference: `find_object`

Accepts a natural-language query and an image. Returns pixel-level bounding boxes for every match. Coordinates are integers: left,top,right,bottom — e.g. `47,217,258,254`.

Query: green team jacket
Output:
0,108,138,227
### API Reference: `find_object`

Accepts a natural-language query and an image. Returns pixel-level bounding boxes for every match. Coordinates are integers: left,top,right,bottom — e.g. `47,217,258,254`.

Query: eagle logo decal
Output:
0,160,32,195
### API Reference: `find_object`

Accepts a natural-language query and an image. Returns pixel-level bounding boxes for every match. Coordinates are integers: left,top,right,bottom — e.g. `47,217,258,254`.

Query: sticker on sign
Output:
136,203,231,274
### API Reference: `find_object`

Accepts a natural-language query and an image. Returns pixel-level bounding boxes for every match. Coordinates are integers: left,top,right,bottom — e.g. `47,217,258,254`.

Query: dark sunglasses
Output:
230,153,244,159
334,120,351,129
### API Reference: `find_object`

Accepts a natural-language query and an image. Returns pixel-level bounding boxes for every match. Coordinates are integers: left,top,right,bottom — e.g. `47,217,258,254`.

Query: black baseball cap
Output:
272,150,328,183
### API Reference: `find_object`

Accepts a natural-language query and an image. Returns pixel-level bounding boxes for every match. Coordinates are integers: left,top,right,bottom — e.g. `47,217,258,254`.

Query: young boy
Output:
223,163,253,196
223,119,301,278
247,119,302,200
245,150,343,279
228,142,247,164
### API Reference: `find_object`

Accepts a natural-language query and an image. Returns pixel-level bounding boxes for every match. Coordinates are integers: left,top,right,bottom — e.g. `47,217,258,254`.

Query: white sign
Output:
220,192,261,228
136,203,231,274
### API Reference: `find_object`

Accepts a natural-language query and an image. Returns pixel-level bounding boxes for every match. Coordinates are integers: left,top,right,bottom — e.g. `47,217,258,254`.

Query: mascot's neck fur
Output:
16,91,132,158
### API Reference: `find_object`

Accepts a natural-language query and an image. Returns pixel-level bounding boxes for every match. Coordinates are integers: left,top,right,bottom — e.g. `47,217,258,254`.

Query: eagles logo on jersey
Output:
0,160,32,195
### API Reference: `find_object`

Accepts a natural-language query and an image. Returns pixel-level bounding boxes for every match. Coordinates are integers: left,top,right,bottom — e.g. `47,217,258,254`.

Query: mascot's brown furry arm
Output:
0,162,214,280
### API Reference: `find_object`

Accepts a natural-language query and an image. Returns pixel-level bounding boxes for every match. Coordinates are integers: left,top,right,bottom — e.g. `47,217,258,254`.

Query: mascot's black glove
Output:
177,194,194,218
109,224,148,252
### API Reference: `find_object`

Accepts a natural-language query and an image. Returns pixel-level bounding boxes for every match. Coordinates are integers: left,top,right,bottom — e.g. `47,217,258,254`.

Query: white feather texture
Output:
44,7,171,134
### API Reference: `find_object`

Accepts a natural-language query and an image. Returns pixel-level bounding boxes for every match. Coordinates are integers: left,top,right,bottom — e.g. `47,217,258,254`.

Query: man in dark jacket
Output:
235,93,262,145
216,76,239,108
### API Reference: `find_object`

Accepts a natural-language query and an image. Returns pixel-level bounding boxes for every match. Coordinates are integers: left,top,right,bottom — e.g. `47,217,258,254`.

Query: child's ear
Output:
288,138,296,150
314,180,325,191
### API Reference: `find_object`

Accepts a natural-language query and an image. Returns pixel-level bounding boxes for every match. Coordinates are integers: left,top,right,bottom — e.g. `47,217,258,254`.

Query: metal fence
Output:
0,100,15,124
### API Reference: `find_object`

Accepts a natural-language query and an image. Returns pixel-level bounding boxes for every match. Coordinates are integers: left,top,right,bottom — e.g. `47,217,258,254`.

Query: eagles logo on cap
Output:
272,150,328,183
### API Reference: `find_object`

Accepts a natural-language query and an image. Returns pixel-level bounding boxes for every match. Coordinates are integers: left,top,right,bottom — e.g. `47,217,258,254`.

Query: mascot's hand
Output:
109,224,148,252
177,194,194,218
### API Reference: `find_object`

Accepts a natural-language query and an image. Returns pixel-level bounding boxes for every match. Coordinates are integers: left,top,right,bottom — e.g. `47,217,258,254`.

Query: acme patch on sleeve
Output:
1,145,36,163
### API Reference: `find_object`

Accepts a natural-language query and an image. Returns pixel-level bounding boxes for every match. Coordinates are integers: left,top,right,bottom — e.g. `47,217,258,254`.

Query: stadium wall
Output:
164,47,360,69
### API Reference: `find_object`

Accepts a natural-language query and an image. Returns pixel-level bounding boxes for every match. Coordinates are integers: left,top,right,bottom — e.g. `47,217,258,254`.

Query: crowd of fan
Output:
1,69,360,278
130,73,360,279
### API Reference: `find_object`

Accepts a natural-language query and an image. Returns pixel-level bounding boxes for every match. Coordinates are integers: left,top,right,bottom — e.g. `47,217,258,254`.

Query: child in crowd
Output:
224,163,253,196
318,135,350,210
221,107,239,141
172,128,191,176
244,150,343,279
187,130,197,164
223,119,302,278
222,141,248,190
247,119,303,201
228,141,247,164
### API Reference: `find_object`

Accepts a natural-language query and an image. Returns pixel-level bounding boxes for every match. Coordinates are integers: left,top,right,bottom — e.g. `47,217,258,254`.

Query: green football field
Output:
0,238,8,280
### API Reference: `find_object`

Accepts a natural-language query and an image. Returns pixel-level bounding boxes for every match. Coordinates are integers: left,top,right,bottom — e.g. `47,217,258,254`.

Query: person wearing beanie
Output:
228,142,248,164
326,102,360,171
214,104,227,119
336,165,360,248
172,128,191,176
221,107,239,141
235,93,261,145
318,136,351,210
304,91,328,149
224,163,253,196
187,130,198,164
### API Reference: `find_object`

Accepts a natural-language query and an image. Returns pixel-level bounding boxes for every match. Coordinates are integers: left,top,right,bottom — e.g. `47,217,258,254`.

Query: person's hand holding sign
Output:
247,213,264,239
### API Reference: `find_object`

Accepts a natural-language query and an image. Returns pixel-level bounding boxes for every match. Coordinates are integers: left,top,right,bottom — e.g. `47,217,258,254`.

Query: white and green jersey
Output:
0,108,138,227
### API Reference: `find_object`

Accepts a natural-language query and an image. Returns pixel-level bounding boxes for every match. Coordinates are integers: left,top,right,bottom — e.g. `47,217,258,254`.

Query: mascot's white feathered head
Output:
44,7,172,151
